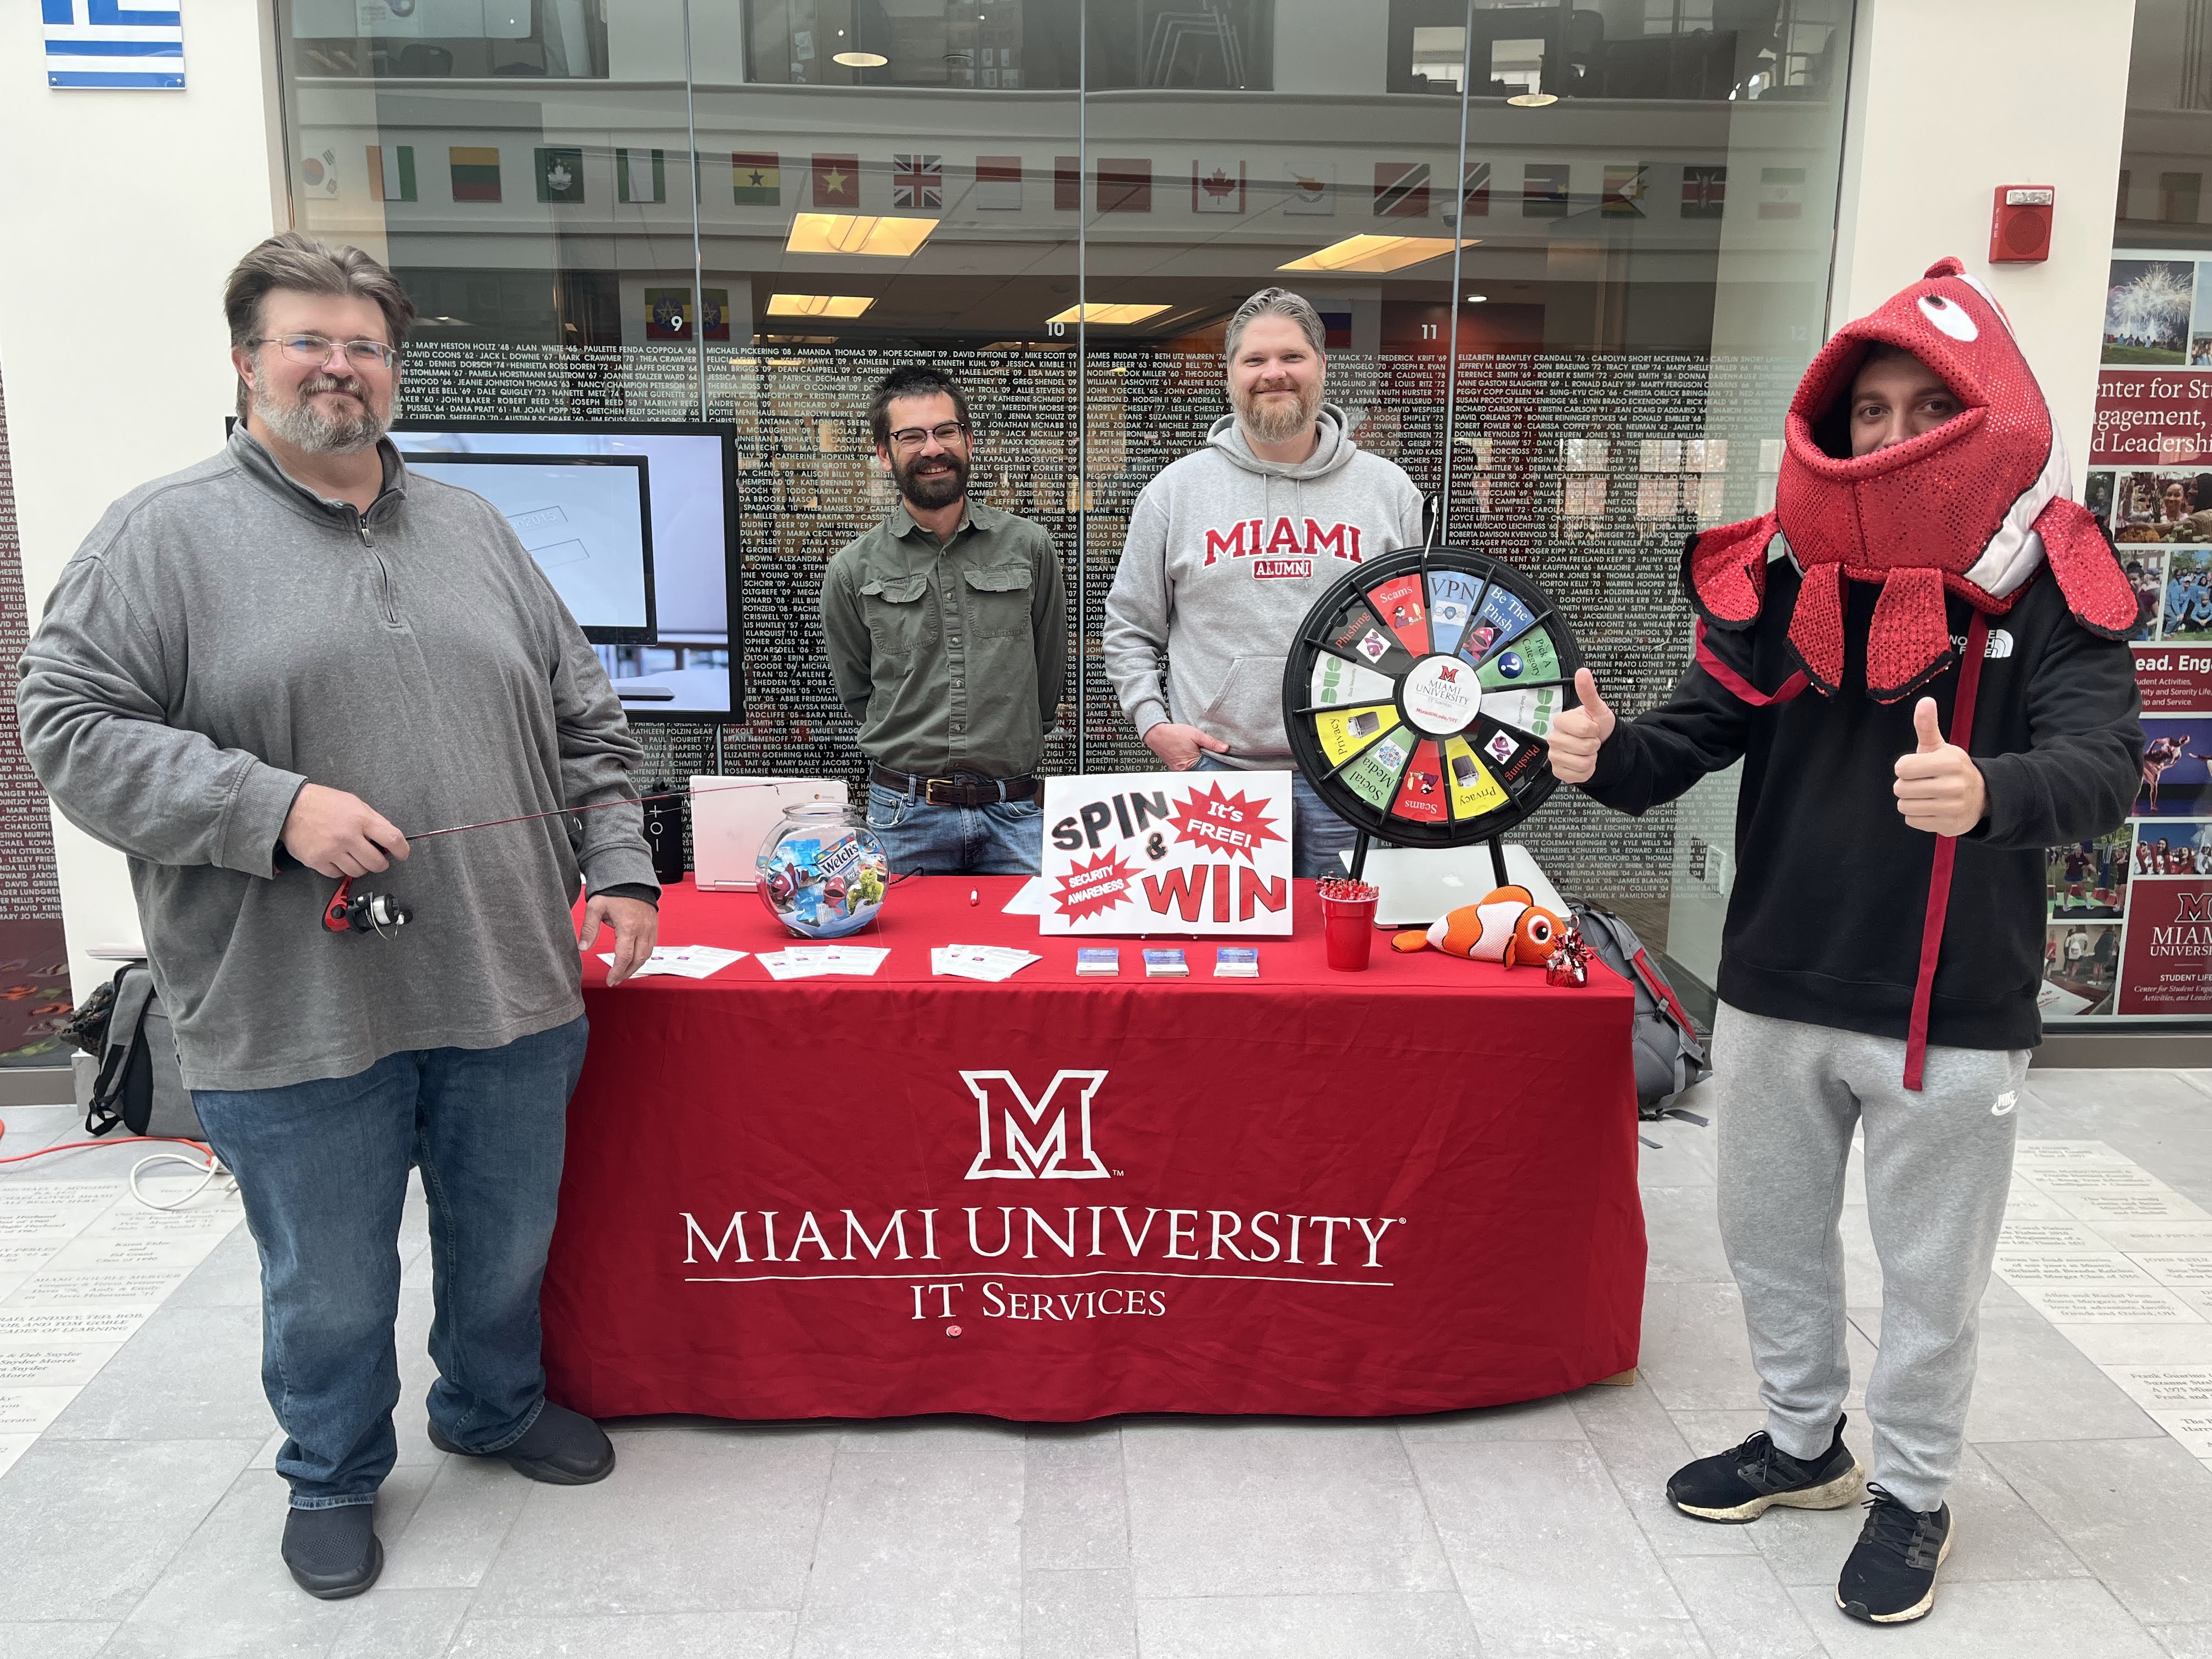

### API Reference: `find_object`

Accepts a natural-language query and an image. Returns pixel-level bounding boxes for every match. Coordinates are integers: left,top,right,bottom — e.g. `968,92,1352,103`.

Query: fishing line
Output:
324,780,791,937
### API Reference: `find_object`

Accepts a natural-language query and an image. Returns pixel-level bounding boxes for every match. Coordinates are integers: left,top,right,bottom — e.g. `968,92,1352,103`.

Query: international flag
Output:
450,146,501,204
975,156,1022,210
1522,163,1570,218
1318,307,1352,349
618,148,666,204
812,153,859,208
1192,158,1245,214
367,145,416,202
1759,166,1805,219
732,153,779,205
891,153,943,210
1098,159,1152,213
644,286,731,342
1681,165,1726,219
1601,163,1648,218
1284,159,1334,216
300,148,340,199
1374,161,1430,218
1460,160,1491,218
43,0,184,91
536,146,585,204
1055,156,1081,211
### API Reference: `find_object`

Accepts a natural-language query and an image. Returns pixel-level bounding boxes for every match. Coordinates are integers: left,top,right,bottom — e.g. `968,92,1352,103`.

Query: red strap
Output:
1630,946,1695,1032
1903,610,1989,1091
1694,619,1809,707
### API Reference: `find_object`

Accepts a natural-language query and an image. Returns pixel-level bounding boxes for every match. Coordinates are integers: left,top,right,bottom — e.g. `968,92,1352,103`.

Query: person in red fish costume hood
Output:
1543,257,2145,1628
1686,256,2141,701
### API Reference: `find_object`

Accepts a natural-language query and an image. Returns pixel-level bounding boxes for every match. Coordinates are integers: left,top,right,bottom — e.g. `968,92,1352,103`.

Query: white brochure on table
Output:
1038,771,1295,936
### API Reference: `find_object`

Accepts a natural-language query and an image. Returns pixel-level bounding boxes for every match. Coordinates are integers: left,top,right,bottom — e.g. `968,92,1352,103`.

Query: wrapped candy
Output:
1545,922,1591,988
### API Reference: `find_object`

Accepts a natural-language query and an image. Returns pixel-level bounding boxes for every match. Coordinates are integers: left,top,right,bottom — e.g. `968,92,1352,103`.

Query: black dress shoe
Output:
281,1504,383,1600
429,1400,616,1485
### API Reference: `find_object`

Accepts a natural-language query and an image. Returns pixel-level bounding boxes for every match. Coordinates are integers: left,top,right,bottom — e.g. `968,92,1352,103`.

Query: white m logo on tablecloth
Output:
962,1069,1111,1180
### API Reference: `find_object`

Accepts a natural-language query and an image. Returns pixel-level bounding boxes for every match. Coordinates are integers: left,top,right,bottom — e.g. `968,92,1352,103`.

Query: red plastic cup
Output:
1317,879,1380,972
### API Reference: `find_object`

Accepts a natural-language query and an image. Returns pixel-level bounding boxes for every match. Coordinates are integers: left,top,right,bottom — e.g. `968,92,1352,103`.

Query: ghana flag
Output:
450,146,501,203
732,153,780,205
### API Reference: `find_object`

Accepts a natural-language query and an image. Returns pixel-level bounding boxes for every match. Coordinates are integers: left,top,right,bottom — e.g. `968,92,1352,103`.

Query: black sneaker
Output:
1837,1484,1952,1624
430,1400,616,1485
281,1503,383,1600
1666,1414,1865,1523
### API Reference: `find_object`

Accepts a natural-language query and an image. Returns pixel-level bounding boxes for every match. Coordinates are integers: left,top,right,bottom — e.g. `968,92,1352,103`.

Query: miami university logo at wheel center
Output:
964,1069,1110,1180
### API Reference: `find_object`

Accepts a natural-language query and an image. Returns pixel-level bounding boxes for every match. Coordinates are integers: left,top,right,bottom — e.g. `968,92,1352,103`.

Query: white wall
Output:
0,1,286,994
1830,0,2137,477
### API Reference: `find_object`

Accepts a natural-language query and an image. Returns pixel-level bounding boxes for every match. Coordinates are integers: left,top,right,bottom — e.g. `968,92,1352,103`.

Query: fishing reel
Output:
323,876,413,936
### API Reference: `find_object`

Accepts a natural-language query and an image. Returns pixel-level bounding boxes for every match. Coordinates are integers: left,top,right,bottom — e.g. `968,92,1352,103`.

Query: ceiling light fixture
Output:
1465,294,1488,303
1278,235,1476,275
1506,91,1559,107
833,50,888,66
1045,302,1172,325
768,294,876,317
784,213,938,257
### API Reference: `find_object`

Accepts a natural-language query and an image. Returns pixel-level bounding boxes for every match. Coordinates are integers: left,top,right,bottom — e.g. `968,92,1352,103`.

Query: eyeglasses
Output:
887,421,969,450
253,334,400,371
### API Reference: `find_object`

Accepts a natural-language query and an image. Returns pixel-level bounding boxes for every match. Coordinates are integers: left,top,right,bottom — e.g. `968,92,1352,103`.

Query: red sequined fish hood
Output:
1683,256,2138,702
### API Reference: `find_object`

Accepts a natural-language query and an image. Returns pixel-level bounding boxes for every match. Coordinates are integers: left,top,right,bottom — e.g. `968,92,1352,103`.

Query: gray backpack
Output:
77,962,202,1142
1569,902,1711,1118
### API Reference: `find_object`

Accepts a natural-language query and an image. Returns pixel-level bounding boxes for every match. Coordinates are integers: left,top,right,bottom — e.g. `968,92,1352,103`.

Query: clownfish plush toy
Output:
1392,885,1564,968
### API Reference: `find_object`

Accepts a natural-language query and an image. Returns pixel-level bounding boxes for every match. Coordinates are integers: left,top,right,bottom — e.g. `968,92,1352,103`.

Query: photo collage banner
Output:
2063,247,2212,1019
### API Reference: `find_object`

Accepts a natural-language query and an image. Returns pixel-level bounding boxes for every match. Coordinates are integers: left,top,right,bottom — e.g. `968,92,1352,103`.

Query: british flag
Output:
892,153,943,210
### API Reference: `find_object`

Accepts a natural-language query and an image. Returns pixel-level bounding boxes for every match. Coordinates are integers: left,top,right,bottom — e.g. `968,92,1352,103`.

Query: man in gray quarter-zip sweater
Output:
1102,287,1426,878
16,234,659,1600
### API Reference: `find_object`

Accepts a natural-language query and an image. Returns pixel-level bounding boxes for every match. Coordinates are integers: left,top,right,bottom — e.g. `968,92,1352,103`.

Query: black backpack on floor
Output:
62,961,203,1141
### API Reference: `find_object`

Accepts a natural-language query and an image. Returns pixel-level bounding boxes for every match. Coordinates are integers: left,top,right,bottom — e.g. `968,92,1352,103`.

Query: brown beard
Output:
1233,377,1322,445
892,447,969,510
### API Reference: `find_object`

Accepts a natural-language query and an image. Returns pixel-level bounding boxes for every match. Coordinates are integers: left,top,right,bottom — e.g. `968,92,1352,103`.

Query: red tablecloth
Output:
542,876,1645,1421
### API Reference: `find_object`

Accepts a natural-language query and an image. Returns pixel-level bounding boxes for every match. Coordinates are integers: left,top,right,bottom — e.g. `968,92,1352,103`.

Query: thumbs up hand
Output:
1547,668,1617,785
1893,695,1987,836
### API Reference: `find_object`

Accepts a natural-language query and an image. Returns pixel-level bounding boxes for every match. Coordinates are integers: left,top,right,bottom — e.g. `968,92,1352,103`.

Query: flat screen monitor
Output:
399,453,654,644
388,422,741,721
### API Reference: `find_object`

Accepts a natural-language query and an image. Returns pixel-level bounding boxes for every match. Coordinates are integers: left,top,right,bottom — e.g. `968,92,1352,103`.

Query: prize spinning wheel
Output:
1280,545,1585,855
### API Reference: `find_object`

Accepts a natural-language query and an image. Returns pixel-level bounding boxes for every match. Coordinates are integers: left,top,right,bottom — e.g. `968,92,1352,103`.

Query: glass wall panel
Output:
272,0,1856,1010
1436,0,1853,1006
1075,22,1464,777
689,9,1081,778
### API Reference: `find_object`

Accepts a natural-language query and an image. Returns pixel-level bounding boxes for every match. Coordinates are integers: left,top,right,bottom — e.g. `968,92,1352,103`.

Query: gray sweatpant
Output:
1711,1003,2026,1511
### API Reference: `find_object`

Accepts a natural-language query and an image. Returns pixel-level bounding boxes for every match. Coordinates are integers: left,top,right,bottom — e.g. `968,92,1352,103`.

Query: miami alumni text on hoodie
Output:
1102,403,1425,765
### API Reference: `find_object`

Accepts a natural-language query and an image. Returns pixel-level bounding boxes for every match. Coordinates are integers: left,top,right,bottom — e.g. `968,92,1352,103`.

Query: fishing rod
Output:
323,780,785,936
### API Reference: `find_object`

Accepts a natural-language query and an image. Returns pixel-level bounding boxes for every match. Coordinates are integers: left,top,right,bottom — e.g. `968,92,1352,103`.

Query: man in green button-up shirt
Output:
820,366,1068,874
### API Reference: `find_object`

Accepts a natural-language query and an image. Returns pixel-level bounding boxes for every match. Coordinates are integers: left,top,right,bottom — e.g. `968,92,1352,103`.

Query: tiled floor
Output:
3,1070,2212,1657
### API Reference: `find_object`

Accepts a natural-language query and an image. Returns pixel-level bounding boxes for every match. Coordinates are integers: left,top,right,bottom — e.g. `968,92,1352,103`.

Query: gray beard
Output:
252,379,389,455
1234,381,1322,447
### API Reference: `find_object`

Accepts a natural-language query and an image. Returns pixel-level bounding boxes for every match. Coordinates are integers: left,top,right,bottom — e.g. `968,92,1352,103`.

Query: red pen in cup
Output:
1316,878,1381,972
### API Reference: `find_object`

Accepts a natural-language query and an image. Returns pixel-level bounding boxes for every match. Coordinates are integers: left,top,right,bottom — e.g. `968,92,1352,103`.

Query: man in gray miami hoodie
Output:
1103,287,1425,877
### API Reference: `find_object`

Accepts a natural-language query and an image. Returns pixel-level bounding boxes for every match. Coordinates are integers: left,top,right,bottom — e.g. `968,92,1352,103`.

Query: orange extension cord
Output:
0,1118,216,1167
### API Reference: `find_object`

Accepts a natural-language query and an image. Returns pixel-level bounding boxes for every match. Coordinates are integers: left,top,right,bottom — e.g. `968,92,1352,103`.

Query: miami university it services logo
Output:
963,1069,1111,1180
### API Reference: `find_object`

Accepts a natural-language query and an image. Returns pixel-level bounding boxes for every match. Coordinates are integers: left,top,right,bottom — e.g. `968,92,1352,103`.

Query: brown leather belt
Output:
868,764,1039,808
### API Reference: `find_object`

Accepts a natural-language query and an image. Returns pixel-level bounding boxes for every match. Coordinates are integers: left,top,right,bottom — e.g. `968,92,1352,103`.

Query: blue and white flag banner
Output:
43,0,185,91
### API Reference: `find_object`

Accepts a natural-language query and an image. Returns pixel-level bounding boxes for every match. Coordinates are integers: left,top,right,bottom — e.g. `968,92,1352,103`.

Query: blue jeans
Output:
191,1016,589,1508
865,780,1043,876
1194,754,1358,879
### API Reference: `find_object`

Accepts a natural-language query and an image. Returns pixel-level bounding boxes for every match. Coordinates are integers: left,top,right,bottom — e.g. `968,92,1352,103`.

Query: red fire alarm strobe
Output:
1990,185,2055,263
